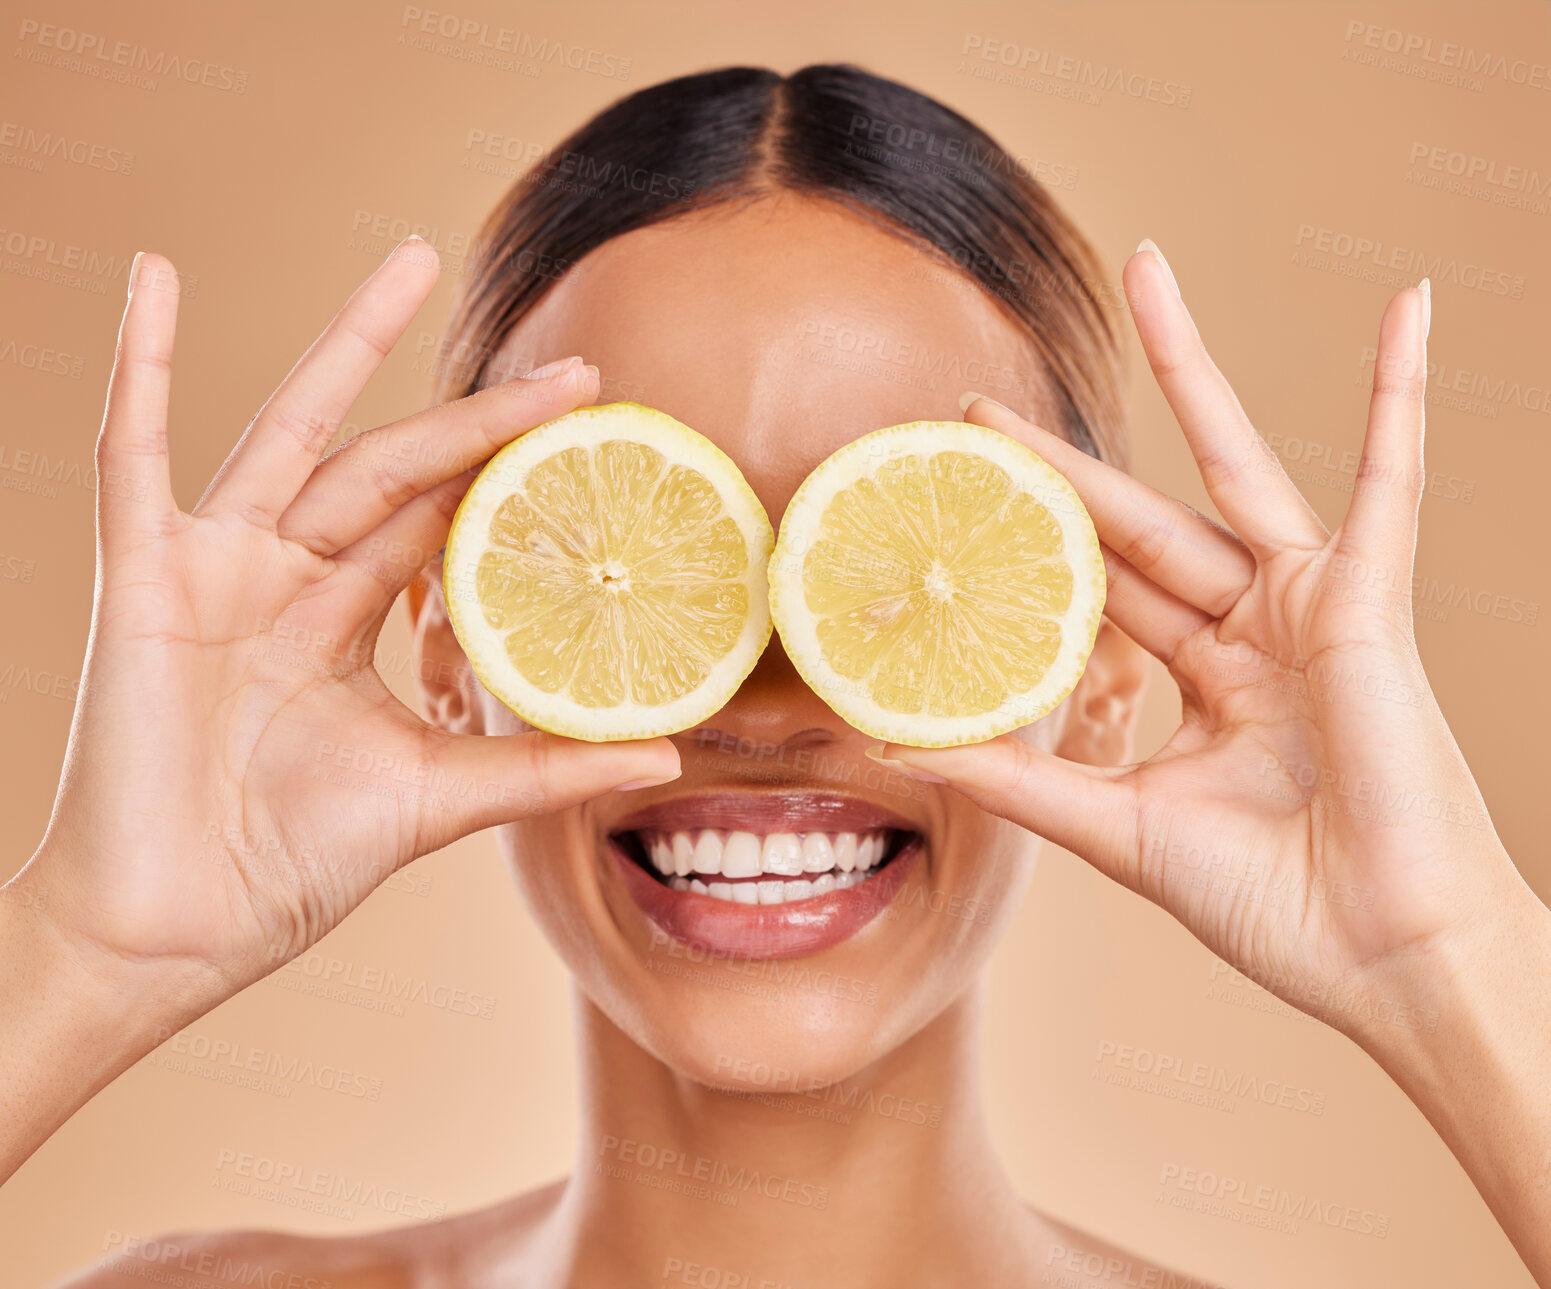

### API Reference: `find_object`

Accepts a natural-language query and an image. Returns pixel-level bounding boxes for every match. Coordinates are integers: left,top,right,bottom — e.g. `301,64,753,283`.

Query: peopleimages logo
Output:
1093,1041,1327,1116
100,1232,335,1289
957,33,1192,108
1341,19,1551,92
397,6,632,80
0,122,134,174
598,1135,830,1210
213,1148,446,1221
1158,1162,1390,1239
1292,224,1525,297
13,18,250,93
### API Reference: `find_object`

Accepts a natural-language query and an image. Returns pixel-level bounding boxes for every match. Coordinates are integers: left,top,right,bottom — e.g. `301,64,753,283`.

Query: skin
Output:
2,193,1547,1287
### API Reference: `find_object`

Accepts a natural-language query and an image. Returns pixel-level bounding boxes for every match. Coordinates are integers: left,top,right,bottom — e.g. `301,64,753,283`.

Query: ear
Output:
406,568,484,735
1053,618,1150,767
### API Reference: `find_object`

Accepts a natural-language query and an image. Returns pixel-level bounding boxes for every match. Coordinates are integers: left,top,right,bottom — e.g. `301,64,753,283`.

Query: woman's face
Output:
417,193,1144,1087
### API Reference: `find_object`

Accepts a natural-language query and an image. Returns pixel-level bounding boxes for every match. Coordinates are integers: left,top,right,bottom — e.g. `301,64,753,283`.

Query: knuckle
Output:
266,402,334,454
1118,512,1174,571
344,319,395,362
360,445,422,511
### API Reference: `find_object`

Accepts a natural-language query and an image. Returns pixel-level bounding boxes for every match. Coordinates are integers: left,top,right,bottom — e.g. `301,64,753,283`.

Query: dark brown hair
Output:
437,64,1126,467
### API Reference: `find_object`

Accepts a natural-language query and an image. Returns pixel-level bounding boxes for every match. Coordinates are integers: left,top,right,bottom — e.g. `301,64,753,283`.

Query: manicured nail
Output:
1136,238,1181,299
617,771,681,792
524,356,583,381
127,251,144,300
958,390,1010,416
583,363,601,393
864,743,949,784
1417,276,1431,340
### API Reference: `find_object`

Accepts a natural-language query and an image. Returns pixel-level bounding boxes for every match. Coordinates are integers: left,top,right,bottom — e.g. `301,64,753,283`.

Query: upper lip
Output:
604,789,923,838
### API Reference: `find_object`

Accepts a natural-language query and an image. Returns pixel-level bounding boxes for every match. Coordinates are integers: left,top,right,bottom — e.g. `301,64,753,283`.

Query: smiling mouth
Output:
603,790,928,959
612,827,918,905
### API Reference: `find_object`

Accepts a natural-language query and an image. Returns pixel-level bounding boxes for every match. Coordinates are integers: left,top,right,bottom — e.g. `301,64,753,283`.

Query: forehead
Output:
495,193,1057,520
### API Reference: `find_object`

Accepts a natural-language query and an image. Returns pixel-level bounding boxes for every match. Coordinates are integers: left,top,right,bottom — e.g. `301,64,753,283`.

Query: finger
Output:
197,236,440,524
276,358,597,556
960,393,1256,617
1101,548,1213,666
1337,281,1430,577
98,253,182,549
326,468,478,627
1125,242,1328,556
870,737,1143,891
414,731,682,849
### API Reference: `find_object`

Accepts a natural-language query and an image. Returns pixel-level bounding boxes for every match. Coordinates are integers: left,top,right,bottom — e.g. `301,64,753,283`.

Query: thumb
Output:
868,737,1141,888
416,731,681,849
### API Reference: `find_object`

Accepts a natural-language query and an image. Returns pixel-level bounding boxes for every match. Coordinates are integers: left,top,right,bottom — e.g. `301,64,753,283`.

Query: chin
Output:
500,773,1038,1090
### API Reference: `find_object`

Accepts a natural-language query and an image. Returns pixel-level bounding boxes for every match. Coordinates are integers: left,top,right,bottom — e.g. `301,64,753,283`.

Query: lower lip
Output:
610,835,924,961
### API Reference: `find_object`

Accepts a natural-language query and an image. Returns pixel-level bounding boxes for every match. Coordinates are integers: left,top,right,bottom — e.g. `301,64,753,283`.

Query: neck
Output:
549,984,1040,1288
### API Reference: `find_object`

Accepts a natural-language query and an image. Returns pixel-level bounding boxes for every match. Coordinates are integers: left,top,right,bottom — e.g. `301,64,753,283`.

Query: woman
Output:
6,65,1547,1287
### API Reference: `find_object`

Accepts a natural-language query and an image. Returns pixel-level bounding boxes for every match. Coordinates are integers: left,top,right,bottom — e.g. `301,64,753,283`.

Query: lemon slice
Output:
768,421,1105,747
443,402,773,741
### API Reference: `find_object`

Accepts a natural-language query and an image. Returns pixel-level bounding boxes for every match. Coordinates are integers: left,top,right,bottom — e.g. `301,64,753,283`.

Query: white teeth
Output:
692,831,722,875
722,831,762,879
856,835,876,871
834,833,858,872
801,832,834,873
762,833,805,876
640,828,897,902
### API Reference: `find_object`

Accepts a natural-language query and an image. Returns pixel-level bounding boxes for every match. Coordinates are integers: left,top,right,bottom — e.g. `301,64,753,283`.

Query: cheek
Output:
497,816,578,931
935,813,1040,960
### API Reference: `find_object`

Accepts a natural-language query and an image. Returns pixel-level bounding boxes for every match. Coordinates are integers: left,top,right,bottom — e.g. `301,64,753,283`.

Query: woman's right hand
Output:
11,239,680,1007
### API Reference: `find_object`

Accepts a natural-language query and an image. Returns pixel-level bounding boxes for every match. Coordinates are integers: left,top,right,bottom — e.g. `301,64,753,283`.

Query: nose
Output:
675,630,860,768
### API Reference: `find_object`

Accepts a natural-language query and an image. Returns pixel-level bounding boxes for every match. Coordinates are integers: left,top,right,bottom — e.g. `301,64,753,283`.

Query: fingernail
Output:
1136,238,1181,300
958,390,1010,416
863,743,949,784
523,356,583,382
583,363,601,394
1417,276,1431,340
617,771,682,792
127,251,144,300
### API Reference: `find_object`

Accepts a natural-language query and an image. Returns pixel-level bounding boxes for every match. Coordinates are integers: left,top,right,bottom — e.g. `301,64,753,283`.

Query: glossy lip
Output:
602,790,927,961
611,834,923,961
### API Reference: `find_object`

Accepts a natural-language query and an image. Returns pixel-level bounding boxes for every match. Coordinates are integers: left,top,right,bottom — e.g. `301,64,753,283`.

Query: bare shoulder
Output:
50,1181,568,1289
1033,1209,1229,1289
51,1227,422,1289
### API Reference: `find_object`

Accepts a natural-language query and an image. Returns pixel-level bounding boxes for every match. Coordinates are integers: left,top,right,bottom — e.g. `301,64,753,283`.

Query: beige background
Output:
2,2,1548,1285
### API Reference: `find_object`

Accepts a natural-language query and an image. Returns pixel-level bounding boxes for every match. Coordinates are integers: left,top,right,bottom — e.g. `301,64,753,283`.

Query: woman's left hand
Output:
885,246,1520,1024
877,244,1551,1277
